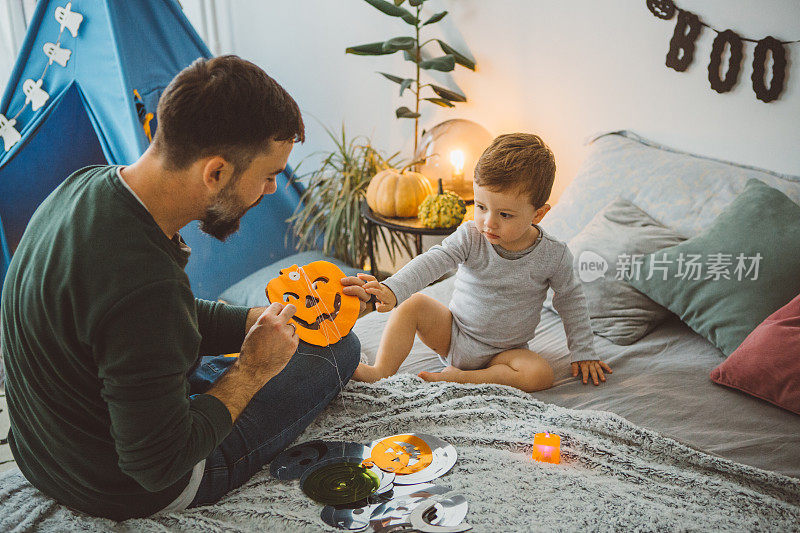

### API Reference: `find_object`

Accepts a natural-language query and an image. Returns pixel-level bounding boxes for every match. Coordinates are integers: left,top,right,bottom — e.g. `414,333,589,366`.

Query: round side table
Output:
360,201,474,277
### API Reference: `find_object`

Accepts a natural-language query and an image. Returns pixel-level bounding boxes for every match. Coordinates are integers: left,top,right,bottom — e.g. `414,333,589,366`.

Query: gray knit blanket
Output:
1,375,799,532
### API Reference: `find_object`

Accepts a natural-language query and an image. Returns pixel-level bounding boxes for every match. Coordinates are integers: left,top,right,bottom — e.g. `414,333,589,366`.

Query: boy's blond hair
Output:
474,133,556,208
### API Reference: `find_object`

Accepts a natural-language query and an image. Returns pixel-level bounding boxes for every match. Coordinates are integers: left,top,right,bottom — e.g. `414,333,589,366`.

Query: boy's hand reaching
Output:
571,360,612,386
362,279,397,312
340,273,397,314
341,273,375,317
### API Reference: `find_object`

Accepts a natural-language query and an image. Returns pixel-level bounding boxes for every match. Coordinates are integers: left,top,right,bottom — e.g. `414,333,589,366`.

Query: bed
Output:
1,131,799,531
354,276,800,479
350,131,800,479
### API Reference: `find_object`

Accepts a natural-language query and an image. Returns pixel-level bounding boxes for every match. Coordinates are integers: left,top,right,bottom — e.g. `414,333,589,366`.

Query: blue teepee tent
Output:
0,0,303,300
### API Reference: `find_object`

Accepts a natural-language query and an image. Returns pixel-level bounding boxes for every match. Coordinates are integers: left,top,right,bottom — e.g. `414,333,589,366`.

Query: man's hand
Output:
341,273,385,317
571,359,612,386
245,306,266,332
238,302,298,379
207,302,298,423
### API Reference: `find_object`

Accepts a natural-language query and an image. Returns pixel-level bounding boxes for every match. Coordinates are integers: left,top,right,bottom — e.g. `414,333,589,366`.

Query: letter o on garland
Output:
751,36,787,103
707,30,743,93
666,10,703,72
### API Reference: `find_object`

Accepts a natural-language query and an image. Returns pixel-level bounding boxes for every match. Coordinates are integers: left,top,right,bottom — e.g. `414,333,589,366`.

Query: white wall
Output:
0,0,36,91
4,1,798,193
182,0,800,204
2,1,797,270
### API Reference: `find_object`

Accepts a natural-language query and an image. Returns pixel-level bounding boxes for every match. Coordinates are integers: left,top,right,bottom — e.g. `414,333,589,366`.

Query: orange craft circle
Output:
369,435,433,474
266,261,360,347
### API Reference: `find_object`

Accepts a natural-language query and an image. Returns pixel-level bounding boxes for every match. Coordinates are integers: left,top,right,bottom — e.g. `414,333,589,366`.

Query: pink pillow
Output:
710,293,800,415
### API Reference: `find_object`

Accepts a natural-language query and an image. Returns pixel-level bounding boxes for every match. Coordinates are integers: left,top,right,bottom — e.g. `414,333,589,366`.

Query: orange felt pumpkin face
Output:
366,435,433,474
265,261,359,347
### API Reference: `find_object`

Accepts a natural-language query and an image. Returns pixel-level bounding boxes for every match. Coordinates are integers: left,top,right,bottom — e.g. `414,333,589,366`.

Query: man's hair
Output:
152,55,305,172
474,133,556,208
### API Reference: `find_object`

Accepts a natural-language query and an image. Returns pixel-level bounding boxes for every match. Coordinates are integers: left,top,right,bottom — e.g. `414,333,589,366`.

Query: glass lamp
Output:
415,119,493,202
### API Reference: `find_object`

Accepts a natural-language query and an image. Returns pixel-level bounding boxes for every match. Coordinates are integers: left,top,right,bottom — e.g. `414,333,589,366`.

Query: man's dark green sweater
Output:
0,165,249,520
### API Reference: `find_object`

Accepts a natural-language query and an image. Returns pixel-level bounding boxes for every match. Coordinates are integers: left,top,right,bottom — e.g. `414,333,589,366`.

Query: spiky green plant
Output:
287,124,414,270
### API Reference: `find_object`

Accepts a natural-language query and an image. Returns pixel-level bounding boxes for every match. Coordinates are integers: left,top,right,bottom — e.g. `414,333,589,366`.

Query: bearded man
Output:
0,55,374,520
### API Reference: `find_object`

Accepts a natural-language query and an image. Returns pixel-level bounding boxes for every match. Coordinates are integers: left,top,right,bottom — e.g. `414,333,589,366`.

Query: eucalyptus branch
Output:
345,0,475,161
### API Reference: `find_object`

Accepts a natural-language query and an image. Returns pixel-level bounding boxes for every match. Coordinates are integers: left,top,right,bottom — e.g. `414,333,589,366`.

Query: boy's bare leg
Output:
353,294,452,383
418,348,554,393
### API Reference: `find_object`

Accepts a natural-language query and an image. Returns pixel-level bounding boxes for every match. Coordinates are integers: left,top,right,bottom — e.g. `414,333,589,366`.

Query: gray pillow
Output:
555,197,686,345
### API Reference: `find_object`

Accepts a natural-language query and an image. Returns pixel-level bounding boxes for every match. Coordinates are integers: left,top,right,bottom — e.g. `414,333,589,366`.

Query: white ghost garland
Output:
0,114,22,152
2,2,84,152
43,42,72,67
55,2,83,39
23,79,50,112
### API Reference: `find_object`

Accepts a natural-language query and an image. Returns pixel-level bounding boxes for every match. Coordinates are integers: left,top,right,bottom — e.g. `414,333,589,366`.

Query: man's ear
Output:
201,156,233,193
532,203,551,224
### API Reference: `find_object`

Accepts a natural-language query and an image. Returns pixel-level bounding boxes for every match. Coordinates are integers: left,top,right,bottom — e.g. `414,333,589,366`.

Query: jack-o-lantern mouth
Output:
292,293,342,330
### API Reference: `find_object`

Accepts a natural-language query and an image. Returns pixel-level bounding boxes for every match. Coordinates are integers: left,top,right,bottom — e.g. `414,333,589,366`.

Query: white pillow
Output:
541,131,800,243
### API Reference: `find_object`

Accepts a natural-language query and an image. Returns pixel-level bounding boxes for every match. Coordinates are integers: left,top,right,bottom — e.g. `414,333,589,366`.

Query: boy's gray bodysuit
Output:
382,221,596,369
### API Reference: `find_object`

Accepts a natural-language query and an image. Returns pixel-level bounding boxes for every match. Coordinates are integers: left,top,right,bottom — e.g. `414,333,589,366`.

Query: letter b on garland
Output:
666,10,702,71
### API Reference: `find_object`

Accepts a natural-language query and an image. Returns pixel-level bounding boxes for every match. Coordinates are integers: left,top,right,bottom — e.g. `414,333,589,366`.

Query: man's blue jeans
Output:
186,332,360,507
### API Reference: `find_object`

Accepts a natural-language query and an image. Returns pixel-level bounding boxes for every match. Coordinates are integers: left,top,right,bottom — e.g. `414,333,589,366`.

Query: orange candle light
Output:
449,149,465,190
531,432,561,464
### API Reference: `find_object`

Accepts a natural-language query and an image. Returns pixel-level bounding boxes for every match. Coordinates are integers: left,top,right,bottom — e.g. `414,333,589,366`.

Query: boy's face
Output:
472,182,550,251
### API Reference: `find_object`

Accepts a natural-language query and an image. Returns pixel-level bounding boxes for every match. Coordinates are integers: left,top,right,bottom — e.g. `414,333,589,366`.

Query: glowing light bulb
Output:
415,119,493,202
450,149,465,176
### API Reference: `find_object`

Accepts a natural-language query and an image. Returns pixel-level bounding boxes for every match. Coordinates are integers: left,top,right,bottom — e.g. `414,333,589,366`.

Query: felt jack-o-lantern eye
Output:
265,261,360,347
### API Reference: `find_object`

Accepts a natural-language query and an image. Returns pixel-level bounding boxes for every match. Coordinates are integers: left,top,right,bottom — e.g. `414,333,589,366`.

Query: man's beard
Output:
200,183,263,242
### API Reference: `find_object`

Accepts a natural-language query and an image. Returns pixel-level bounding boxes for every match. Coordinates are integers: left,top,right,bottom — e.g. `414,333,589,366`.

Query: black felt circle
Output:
647,0,676,20
301,462,380,505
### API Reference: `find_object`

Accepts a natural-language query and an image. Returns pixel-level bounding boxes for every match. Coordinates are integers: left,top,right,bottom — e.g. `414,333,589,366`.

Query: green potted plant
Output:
346,0,476,157
287,124,414,271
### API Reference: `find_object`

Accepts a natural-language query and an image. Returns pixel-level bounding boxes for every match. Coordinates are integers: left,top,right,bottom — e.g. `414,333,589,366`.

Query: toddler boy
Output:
352,133,611,391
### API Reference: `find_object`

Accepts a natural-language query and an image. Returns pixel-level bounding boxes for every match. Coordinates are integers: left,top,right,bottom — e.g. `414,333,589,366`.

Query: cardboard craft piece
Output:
752,36,786,103
43,42,72,67
0,114,22,152
708,30,743,93
647,0,676,20
55,2,84,38
23,79,50,111
266,260,359,347
665,10,702,72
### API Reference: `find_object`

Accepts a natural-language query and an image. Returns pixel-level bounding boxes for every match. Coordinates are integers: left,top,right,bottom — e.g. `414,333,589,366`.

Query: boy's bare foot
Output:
418,366,463,383
352,363,388,383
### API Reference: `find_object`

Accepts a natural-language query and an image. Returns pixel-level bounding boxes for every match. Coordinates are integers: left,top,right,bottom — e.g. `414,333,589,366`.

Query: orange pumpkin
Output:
366,168,434,218
265,261,360,347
